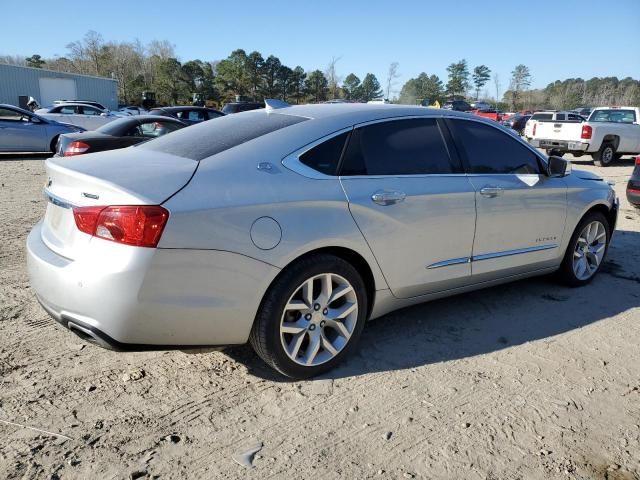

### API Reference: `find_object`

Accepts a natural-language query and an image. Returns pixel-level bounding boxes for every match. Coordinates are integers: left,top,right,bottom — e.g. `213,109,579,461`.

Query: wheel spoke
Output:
288,332,306,358
574,250,583,259
593,243,605,254
586,223,595,243
302,279,314,308
328,284,353,304
325,319,351,340
285,299,308,311
329,302,357,320
320,274,333,302
575,257,588,279
303,333,321,365
587,251,600,267
281,319,307,335
321,334,338,356
594,230,606,241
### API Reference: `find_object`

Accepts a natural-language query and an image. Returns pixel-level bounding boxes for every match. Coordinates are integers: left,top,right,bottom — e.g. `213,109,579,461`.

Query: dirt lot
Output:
0,154,639,480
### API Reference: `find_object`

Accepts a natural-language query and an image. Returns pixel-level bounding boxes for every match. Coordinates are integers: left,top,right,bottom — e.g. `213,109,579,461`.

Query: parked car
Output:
627,155,640,208
442,100,472,111
0,104,84,153
36,103,121,130
27,103,618,379
502,114,532,135
118,106,149,116
222,102,264,114
523,111,584,140
149,106,224,125
53,100,108,111
572,107,593,118
473,109,502,122
55,115,187,157
529,107,640,165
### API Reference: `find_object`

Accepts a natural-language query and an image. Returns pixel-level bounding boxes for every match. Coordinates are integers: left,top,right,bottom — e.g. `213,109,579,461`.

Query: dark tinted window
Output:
340,118,454,176
207,109,223,119
447,119,540,174
299,132,349,175
138,111,307,160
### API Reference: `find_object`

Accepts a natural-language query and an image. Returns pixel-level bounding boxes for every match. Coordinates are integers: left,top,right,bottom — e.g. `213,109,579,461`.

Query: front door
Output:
0,107,46,151
446,118,568,279
339,118,477,299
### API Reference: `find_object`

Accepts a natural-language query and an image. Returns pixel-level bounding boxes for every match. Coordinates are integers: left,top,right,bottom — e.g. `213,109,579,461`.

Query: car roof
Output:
258,103,476,123
152,106,207,111
51,102,104,108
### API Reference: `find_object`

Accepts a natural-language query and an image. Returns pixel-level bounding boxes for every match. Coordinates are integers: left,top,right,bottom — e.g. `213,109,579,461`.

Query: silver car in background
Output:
0,104,84,153
36,102,123,130
27,103,618,379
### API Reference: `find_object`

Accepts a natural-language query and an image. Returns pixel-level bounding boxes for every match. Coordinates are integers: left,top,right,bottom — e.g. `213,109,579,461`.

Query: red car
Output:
472,109,502,122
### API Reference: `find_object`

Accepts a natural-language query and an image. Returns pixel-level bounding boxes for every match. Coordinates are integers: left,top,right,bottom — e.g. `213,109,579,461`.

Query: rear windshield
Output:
138,111,307,160
531,113,553,120
589,109,636,123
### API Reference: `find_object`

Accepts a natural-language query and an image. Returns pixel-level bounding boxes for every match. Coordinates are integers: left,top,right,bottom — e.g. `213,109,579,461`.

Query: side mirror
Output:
547,155,571,177
100,112,109,117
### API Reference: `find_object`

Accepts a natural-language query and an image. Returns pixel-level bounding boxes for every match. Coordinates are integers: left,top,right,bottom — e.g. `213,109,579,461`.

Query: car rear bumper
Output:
530,139,590,152
27,222,281,348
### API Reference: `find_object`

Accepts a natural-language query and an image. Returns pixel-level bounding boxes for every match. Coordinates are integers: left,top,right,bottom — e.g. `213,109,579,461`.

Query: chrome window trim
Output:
281,112,548,180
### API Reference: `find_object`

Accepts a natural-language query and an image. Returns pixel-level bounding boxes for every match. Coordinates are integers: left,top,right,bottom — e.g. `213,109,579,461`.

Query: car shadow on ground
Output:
0,153,52,161
226,229,640,382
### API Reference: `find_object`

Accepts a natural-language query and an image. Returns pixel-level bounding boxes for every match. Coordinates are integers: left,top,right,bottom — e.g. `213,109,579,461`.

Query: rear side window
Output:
138,111,308,160
340,118,455,176
531,113,552,120
555,113,566,120
299,132,349,175
447,119,541,174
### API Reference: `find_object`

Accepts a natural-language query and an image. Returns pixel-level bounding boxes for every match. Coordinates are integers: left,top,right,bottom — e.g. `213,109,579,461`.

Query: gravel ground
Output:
0,153,639,480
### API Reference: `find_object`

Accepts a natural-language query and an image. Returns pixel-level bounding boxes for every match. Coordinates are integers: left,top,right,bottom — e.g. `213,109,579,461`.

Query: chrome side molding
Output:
427,244,558,269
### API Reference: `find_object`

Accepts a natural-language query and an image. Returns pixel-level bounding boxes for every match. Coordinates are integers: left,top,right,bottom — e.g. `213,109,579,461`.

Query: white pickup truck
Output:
529,106,640,166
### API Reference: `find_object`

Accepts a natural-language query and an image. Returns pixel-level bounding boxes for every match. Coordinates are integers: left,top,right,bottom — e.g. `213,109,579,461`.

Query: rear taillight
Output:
532,123,536,136
635,155,640,166
63,141,90,156
581,125,593,140
72,205,169,248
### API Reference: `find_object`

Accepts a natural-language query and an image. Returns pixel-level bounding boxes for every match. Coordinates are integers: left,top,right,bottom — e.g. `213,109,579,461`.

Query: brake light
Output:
581,125,593,139
533,122,536,136
63,141,90,156
636,155,640,166
72,205,169,248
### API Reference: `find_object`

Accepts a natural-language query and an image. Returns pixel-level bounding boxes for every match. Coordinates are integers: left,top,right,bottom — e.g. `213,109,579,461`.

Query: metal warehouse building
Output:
0,63,118,110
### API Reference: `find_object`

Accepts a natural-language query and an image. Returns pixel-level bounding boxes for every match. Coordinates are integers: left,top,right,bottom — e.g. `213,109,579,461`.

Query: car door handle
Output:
479,186,504,198
371,190,406,206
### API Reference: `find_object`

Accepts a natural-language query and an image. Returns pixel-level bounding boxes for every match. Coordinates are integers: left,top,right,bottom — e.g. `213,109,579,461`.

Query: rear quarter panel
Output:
159,121,389,292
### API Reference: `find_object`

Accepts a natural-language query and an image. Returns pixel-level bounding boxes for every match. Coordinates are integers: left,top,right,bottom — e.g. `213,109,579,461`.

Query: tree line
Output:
1,31,638,110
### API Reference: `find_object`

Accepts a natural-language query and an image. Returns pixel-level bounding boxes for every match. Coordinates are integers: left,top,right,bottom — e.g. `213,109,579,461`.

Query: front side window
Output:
186,110,205,121
555,114,566,121
81,106,100,116
58,106,76,114
447,119,541,174
0,108,23,121
340,118,455,176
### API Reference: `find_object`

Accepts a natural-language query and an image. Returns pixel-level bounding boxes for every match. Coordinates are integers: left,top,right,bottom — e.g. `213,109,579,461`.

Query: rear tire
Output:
249,254,368,379
556,211,610,287
49,135,60,154
546,149,565,157
593,142,616,167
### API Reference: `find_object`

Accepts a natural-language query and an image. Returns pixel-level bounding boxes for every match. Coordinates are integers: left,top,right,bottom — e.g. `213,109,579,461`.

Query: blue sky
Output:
2,0,639,95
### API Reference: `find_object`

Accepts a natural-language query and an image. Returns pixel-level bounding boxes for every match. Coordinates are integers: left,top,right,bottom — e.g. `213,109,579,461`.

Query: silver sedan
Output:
27,102,618,378
0,104,84,153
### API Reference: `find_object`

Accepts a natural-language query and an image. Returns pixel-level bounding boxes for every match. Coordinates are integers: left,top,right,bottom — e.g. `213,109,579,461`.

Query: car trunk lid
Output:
41,148,197,259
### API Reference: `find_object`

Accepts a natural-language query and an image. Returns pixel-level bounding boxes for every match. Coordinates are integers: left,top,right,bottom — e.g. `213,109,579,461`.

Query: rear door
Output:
446,118,567,279
339,117,477,299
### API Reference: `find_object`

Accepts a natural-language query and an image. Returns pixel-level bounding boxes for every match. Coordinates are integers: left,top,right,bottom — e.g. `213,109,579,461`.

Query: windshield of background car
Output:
589,109,636,123
138,111,308,160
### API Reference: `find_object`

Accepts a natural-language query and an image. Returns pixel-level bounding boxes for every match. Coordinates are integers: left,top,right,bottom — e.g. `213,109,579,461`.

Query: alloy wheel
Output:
280,273,358,366
572,221,607,280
